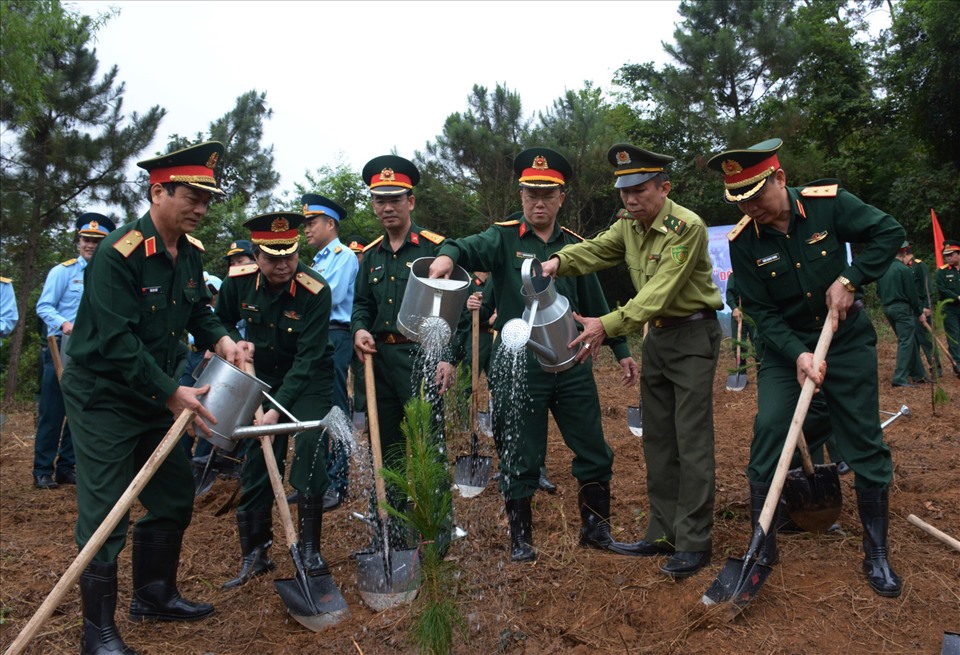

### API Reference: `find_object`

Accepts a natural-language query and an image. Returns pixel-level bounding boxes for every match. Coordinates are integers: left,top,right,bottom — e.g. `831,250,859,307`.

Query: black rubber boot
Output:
506,497,535,562
857,487,902,597
297,494,330,577
578,480,650,556
749,482,780,566
222,509,276,589
129,528,215,622
80,560,138,655
538,467,557,494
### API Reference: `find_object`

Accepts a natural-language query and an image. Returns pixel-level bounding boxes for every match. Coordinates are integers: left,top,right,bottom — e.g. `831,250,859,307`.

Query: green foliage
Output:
442,363,471,435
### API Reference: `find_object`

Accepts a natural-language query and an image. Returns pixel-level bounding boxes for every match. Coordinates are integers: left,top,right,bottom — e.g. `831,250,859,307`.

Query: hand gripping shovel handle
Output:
5,409,196,655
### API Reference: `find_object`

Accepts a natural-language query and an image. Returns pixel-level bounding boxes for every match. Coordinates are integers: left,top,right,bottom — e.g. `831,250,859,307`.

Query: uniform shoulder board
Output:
229,264,259,277
663,215,687,236
113,230,144,258
727,215,753,242
295,271,325,295
185,234,205,252
333,245,342,254
60,258,78,267
419,229,445,244
560,226,584,241
800,184,838,198
0,276,11,284
363,236,384,253
941,263,952,270
495,220,521,227
914,257,923,264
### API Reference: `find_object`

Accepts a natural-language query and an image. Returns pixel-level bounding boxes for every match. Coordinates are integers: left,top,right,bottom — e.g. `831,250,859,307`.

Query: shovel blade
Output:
782,464,843,533
453,454,493,498
627,405,643,437
701,556,773,608
726,372,747,392
356,549,420,612
942,631,960,655
477,410,493,438
275,573,350,632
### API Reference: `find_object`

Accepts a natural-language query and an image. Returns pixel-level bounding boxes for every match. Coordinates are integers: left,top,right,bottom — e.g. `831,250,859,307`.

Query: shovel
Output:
5,409,195,655
627,324,647,437
726,313,748,391
453,309,493,497
781,428,842,533
243,362,348,631
476,329,495,438
355,354,420,611
47,335,65,382
703,320,834,610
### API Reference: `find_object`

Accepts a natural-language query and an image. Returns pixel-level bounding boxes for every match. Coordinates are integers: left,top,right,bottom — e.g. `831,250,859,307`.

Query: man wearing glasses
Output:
429,148,642,563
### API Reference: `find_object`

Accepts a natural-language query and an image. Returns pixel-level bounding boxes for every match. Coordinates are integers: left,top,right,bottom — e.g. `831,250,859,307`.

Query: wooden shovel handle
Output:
757,320,834,534
471,308,480,430
243,362,297,548
47,335,64,382
923,322,957,368
364,355,389,522
907,514,960,552
5,409,195,655
735,310,743,363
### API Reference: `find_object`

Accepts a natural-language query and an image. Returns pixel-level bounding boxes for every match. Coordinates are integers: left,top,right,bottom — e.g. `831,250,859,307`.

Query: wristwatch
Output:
836,275,856,292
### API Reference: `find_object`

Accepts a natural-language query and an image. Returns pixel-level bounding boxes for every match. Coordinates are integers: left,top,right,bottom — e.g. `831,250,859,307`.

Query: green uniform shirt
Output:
912,258,934,309
216,262,332,410
66,211,228,408
554,198,722,336
729,182,905,362
936,263,960,304
877,259,922,314
437,214,631,361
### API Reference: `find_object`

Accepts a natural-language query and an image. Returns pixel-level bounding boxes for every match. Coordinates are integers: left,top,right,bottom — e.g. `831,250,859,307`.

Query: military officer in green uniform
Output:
910,251,942,377
541,144,723,578
877,242,928,386
62,142,242,655
708,137,905,597
936,240,960,376
351,155,458,550
429,147,644,563
216,211,336,590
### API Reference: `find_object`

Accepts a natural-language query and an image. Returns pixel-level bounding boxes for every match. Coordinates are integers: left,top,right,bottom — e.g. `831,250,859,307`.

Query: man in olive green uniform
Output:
936,241,960,376
708,138,905,597
429,147,644,563
351,155,458,550
877,242,928,386
62,142,242,655
542,144,723,578
910,252,942,377
216,212,337,590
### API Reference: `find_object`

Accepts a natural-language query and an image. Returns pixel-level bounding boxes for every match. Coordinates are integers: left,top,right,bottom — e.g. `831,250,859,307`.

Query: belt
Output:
651,309,717,329
330,321,350,331
375,333,413,345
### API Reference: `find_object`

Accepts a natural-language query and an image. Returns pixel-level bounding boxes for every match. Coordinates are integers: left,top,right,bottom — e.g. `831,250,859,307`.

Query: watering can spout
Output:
524,338,557,364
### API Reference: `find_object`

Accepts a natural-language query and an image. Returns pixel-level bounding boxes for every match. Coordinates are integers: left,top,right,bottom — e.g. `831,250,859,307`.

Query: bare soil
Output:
2,332,958,654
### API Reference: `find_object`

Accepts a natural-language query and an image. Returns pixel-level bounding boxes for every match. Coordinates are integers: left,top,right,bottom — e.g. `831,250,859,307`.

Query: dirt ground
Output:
1,331,958,654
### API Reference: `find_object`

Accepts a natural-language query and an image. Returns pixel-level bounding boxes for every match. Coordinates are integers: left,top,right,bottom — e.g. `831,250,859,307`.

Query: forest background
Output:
2,0,958,401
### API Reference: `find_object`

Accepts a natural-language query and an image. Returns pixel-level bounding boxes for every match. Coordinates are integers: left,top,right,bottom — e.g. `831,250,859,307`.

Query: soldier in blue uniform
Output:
708,138,905,597
34,213,115,489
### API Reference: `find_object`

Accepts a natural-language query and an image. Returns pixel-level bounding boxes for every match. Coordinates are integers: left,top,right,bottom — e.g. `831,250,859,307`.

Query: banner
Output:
931,208,945,268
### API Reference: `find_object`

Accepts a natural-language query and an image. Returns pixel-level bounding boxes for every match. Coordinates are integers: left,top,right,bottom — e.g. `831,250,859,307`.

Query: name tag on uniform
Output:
370,264,383,273
757,254,780,267
241,302,259,312
516,251,535,259
141,286,162,295
648,254,661,262
72,278,83,285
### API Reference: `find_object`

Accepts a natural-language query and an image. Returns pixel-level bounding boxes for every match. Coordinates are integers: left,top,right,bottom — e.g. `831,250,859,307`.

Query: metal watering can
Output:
500,257,582,373
193,356,333,450
397,257,471,348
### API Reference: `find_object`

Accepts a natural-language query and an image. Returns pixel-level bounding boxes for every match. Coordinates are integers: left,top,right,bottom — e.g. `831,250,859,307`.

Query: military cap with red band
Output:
513,147,572,188
243,212,304,257
707,138,783,204
137,141,226,196
362,155,420,196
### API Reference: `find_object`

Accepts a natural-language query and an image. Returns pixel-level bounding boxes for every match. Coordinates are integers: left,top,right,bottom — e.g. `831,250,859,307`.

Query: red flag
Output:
931,208,945,268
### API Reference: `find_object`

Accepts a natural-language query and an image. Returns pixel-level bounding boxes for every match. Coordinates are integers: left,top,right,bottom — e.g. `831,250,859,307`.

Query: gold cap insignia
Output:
206,152,219,168
616,151,631,165
721,160,743,176
89,220,99,229
532,155,548,170
230,241,237,249
380,167,395,182
271,217,290,232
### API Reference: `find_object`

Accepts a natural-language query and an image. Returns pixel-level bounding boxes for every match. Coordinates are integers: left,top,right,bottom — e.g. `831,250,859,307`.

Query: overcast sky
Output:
74,0,682,205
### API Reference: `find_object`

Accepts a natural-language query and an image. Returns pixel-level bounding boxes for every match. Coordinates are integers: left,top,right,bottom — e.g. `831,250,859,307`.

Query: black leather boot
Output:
298,494,330,577
128,528,215,622
222,509,276,589
857,487,902,597
749,482,780,566
506,497,535,562
578,480,650,556
80,560,138,655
